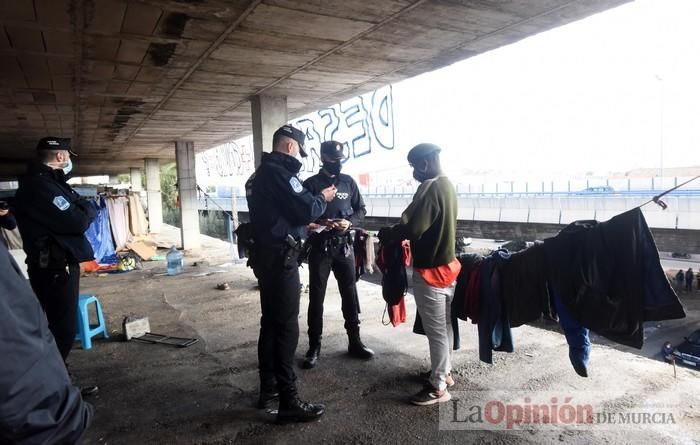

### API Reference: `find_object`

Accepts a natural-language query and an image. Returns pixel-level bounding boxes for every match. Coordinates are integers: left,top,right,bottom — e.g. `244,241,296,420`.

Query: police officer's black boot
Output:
347,328,374,359
257,385,279,410
302,341,321,369
277,395,325,424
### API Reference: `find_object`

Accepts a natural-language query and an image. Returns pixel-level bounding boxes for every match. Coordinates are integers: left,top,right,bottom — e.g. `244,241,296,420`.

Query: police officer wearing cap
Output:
301,141,374,369
13,138,97,367
245,125,336,423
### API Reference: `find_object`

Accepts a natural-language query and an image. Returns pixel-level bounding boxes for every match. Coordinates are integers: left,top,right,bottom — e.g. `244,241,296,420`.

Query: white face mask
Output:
62,158,73,175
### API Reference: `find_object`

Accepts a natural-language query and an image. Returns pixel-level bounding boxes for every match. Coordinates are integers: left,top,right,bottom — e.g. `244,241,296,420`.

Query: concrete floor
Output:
71,226,700,444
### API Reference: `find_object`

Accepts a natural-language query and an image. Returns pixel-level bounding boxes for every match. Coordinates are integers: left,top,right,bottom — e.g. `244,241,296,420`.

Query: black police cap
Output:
320,140,347,161
36,137,77,157
273,125,307,157
407,143,441,164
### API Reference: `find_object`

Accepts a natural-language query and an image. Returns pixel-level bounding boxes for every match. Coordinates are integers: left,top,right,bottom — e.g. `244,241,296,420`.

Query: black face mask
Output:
323,162,342,176
412,167,431,182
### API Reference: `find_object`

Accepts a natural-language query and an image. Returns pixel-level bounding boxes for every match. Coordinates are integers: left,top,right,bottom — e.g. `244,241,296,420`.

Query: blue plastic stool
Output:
75,295,109,349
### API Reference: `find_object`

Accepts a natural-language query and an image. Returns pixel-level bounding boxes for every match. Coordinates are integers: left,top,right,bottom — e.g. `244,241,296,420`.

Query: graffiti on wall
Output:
196,137,254,180
196,85,395,180
292,85,395,173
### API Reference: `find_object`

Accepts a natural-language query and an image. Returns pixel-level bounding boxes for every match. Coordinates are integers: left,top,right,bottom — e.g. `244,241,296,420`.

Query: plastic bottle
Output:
166,246,183,276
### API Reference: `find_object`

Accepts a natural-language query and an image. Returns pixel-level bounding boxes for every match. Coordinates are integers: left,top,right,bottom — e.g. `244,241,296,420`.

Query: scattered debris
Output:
122,316,198,348
126,240,157,261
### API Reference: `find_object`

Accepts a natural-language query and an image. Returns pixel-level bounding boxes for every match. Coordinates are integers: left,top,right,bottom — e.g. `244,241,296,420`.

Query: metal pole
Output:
230,189,240,260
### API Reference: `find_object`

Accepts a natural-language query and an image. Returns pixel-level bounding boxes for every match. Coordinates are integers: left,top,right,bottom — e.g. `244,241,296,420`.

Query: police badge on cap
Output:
36,137,78,157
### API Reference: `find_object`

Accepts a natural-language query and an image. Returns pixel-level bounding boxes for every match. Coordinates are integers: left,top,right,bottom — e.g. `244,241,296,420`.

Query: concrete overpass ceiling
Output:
0,0,630,176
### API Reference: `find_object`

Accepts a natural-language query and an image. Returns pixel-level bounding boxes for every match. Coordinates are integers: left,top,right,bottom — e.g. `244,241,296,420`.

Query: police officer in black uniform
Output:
246,125,336,423
13,137,97,366
301,141,374,369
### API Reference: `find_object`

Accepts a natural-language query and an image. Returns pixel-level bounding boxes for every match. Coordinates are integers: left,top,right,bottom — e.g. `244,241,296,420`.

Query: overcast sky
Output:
390,0,700,179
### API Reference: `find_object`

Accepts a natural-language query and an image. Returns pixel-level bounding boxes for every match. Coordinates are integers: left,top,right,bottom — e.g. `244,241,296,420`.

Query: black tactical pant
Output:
28,263,80,362
307,242,360,345
254,257,301,400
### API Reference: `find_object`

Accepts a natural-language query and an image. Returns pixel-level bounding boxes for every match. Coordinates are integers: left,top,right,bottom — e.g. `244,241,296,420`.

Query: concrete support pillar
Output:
175,141,200,251
130,167,142,192
251,95,287,167
144,158,162,234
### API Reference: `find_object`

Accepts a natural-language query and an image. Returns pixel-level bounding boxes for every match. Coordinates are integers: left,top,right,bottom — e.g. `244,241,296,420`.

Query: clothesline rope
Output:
638,174,700,210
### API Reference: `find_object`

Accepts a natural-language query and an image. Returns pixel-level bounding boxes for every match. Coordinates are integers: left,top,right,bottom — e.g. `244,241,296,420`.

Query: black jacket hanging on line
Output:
542,207,685,349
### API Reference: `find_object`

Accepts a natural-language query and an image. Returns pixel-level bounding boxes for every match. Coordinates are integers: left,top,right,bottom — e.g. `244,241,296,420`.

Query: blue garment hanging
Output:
550,284,591,377
84,197,117,264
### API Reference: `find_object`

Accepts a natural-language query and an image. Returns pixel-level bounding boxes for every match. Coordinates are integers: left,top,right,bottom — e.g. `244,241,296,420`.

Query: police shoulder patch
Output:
52,195,70,211
289,177,303,193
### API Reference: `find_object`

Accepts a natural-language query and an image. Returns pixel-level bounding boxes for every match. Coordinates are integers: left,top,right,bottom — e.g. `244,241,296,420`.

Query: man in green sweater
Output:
379,143,461,405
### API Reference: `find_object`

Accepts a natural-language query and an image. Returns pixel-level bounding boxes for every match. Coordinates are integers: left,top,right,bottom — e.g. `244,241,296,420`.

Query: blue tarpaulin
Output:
85,197,117,264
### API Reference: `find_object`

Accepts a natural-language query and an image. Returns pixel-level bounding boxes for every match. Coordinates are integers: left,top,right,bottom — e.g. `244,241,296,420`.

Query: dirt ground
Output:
71,226,700,445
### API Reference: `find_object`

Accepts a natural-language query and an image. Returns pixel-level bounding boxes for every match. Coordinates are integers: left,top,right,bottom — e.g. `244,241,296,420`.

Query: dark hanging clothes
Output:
478,249,514,364
543,208,685,349
550,283,591,377
376,241,410,327
453,253,483,323
500,243,553,327
353,228,369,281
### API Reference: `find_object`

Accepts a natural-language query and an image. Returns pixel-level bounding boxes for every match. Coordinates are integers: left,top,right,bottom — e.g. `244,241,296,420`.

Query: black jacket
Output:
14,161,96,264
0,239,92,444
303,171,366,228
245,152,327,248
543,208,685,349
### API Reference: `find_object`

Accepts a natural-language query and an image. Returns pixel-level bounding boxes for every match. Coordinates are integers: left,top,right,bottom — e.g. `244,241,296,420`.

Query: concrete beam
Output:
175,141,201,251
144,158,162,234
251,95,287,167
130,167,143,192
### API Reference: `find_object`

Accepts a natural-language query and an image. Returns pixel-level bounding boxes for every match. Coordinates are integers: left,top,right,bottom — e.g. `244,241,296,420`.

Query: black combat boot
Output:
257,385,279,410
277,396,325,424
347,329,374,359
302,342,321,369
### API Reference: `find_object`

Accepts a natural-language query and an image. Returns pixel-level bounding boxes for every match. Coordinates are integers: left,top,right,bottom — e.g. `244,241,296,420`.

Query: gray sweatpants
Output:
412,272,456,391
